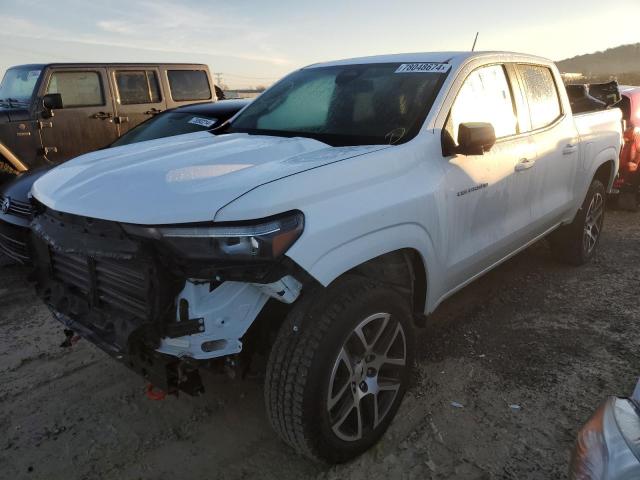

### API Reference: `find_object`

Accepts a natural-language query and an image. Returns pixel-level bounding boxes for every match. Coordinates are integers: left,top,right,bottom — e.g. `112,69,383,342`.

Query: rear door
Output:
441,64,536,291
39,68,118,163
514,64,578,229
109,67,167,135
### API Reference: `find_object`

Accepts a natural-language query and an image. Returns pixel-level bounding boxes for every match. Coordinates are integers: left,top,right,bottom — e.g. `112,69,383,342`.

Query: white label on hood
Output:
395,63,451,73
188,117,217,128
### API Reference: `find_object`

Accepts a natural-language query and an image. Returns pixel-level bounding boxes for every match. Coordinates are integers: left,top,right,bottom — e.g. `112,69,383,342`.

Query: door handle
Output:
91,112,114,120
563,144,578,155
515,158,536,171
144,108,163,115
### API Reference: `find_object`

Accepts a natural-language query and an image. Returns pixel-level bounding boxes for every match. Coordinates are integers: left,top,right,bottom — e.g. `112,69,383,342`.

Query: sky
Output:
1,0,638,89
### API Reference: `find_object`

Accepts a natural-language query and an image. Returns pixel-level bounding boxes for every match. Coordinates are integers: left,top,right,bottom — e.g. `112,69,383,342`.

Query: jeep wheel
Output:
549,179,606,265
264,276,414,463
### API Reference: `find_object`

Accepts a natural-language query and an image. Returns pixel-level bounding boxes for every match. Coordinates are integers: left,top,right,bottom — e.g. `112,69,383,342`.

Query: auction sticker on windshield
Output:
395,63,451,73
188,117,217,128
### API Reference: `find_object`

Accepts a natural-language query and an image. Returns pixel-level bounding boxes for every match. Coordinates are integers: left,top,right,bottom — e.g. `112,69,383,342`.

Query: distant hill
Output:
557,44,640,83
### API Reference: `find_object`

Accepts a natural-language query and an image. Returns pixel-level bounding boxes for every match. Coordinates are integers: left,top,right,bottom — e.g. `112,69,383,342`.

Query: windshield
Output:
228,63,449,146
111,112,220,147
0,67,41,106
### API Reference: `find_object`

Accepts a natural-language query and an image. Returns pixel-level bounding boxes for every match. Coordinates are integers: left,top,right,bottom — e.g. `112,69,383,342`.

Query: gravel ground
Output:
1,209,638,480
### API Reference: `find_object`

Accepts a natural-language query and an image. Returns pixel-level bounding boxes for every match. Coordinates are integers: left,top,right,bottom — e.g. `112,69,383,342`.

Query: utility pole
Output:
213,72,224,87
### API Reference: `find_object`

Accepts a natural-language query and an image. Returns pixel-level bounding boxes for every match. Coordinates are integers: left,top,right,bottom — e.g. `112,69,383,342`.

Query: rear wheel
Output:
264,276,414,463
549,179,606,265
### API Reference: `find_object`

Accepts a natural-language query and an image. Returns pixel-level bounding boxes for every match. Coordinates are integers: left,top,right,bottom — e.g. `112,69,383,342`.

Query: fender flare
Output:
0,142,28,172
294,223,440,314
587,146,618,191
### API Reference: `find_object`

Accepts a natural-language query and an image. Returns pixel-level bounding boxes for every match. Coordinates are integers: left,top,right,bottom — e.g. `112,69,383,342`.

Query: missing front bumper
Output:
51,307,204,395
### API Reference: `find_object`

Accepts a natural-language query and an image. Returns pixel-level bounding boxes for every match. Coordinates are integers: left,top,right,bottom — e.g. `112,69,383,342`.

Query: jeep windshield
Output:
227,63,449,147
0,67,41,107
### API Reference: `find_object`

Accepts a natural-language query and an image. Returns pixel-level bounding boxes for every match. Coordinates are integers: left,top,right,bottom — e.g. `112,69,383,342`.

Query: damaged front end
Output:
30,205,305,395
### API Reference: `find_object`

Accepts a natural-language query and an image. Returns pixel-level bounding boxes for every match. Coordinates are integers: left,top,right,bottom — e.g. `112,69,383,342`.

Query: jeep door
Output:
39,68,118,163
440,63,536,292
109,67,167,135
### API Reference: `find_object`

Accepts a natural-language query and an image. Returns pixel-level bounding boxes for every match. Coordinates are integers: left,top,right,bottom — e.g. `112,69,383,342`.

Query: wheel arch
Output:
593,158,616,191
294,224,435,324
345,248,428,324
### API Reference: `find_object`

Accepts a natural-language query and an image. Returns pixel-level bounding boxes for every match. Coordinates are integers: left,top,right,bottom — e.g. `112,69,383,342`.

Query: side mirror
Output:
457,122,496,155
42,93,63,113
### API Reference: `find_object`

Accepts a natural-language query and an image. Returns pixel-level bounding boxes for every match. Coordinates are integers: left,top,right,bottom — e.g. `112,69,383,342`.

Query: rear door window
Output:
167,70,211,101
115,70,161,105
447,64,518,142
46,71,104,107
516,65,562,130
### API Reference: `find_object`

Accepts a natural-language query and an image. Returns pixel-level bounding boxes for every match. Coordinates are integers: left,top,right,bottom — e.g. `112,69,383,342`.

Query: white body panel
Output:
32,131,386,224
33,51,622,360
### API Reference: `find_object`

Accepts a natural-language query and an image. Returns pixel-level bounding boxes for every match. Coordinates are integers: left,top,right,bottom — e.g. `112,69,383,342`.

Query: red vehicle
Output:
613,86,640,210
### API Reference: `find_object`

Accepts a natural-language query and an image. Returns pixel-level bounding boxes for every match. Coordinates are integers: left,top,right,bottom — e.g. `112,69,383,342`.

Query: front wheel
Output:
549,179,606,265
264,276,414,463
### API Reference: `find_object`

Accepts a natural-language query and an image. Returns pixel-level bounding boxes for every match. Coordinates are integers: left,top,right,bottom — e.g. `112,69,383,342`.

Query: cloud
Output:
97,20,134,35
4,3,293,69
86,1,293,66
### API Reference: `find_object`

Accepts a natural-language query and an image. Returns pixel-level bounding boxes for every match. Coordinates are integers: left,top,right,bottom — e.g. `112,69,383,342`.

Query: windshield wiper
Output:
211,121,233,135
0,98,27,108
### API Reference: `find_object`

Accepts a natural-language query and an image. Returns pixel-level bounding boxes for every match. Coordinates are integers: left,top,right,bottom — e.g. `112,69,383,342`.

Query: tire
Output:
549,179,606,265
264,275,415,463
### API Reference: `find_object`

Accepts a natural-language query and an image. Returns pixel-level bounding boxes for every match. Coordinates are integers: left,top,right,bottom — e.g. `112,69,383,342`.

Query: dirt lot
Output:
1,209,639,480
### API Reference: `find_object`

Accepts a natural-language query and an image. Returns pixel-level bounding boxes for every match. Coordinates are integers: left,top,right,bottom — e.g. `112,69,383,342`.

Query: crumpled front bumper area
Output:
30,207,302,395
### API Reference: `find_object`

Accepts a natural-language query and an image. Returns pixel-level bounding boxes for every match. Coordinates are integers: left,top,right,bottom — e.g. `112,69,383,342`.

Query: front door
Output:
109,68,167,135
39,68,118,163
441,64,534,292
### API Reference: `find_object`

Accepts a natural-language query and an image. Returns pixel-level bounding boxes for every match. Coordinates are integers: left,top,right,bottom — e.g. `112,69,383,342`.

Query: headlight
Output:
123,211,304,262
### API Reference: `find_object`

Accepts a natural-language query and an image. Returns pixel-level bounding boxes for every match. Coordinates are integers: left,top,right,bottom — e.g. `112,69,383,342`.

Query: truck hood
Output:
33,132,388,224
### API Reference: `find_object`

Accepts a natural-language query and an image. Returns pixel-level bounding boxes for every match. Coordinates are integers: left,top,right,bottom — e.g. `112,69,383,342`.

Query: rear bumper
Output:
0,220,30,263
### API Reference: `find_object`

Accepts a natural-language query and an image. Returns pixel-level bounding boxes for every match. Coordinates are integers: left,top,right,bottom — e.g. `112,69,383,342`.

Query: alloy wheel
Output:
583,192,604,255
327,312,407,442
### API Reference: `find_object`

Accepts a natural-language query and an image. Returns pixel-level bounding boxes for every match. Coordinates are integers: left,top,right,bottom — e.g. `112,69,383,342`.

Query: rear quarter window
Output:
167,70,211,101
516,65,562,130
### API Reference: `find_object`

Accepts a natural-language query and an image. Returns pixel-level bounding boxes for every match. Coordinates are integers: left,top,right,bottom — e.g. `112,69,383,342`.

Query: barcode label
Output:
395,63,451,73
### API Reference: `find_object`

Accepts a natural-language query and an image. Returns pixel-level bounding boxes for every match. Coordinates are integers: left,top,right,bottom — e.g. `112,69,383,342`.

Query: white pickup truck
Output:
29,51,622,462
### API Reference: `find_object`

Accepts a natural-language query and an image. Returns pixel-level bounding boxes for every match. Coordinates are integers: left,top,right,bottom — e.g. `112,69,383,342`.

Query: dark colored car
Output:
0,63,219,178
0,99,249,263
